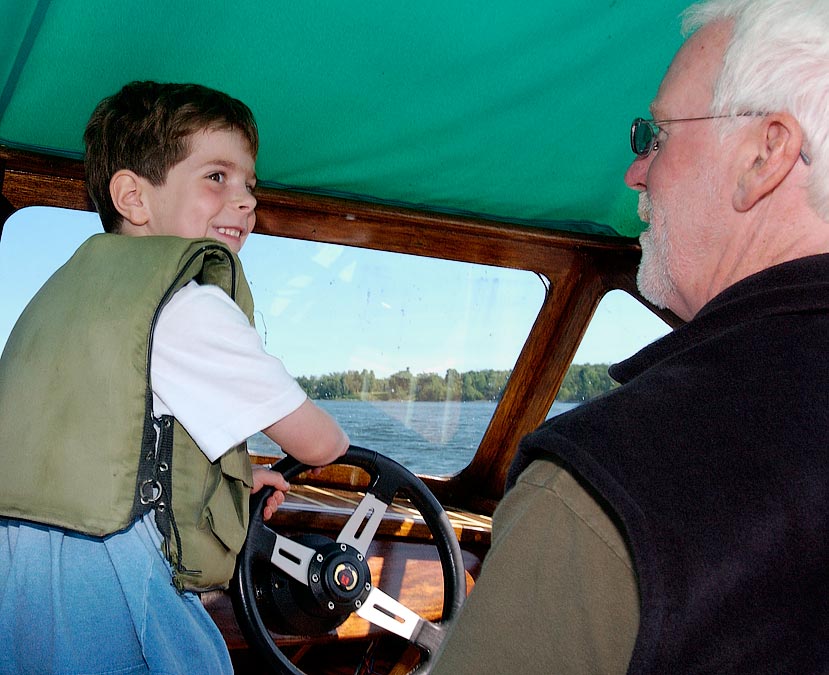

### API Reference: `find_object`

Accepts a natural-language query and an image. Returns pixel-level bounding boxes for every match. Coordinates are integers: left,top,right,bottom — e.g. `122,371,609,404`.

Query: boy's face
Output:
141,128,257,253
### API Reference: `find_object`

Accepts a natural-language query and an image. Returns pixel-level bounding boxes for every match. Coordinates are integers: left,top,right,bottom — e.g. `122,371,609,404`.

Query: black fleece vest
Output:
510,255,829,674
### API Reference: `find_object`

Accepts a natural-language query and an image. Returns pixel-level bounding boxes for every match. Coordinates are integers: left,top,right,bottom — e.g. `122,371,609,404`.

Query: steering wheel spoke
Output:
336,491,388,556
356,587,449,656
269,531,316,585
355,585,422,640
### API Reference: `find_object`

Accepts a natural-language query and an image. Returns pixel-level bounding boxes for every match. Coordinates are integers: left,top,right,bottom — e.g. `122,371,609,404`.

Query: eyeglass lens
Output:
631,118,655,156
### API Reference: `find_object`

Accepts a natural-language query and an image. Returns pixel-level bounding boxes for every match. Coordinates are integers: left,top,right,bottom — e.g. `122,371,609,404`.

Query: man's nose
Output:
624,155,650,192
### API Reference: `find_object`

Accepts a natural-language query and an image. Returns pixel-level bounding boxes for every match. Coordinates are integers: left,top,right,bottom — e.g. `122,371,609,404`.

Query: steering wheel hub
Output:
309,541,371,611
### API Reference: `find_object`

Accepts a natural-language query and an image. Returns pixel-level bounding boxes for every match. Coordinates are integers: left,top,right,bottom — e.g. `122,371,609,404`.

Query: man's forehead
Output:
650,22,730,118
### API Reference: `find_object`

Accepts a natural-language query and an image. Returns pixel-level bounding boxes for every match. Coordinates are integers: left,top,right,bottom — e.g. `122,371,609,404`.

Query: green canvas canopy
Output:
1,0,690,237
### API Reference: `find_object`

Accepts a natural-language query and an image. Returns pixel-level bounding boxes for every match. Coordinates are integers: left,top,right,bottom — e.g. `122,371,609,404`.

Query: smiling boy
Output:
0,81,349,675
113,126,257,249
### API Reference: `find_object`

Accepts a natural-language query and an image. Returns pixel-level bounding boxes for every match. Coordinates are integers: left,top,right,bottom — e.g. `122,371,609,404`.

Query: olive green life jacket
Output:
0,234,255,591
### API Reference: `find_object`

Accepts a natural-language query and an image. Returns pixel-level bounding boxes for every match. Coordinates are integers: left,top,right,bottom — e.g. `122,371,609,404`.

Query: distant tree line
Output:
296,364,617,403
556,363,619,402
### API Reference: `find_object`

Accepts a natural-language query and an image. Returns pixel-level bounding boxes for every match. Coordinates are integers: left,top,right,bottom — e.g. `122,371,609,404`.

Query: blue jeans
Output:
0,515,233,675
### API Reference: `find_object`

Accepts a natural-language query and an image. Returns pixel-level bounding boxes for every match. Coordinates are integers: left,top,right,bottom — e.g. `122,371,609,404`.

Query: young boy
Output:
0,81,349,674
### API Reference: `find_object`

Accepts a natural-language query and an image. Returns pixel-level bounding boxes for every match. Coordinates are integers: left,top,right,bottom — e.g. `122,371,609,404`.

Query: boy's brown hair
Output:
84,81,259,233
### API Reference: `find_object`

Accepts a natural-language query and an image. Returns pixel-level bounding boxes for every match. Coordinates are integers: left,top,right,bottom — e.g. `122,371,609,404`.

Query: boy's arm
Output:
254,400,349,519
262,398,349,467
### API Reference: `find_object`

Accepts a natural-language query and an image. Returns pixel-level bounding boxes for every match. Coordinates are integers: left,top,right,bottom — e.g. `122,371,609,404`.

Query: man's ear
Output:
110,170,151,226
733,113,804,212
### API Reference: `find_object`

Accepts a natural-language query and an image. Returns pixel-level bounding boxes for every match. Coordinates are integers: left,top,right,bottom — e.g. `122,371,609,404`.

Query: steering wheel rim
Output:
231,445,467,675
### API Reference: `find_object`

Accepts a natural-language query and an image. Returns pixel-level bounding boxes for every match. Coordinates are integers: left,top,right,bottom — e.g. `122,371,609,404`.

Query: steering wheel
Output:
231,445,467,674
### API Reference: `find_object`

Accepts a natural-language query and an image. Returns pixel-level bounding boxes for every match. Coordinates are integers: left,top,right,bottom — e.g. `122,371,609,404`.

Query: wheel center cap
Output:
333,562,359,592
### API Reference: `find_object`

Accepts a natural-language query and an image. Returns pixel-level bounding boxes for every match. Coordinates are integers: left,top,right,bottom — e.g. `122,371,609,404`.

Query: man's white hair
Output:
684,0,829,219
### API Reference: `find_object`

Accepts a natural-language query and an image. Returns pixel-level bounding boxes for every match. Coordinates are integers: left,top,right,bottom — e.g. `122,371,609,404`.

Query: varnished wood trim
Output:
0,147,90,228
0,145,637,259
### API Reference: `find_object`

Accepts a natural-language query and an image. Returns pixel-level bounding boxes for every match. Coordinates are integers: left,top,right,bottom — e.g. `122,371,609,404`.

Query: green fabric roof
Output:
1,0,690,237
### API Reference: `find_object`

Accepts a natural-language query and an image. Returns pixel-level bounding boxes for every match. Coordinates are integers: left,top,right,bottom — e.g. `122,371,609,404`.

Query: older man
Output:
433,1,829,673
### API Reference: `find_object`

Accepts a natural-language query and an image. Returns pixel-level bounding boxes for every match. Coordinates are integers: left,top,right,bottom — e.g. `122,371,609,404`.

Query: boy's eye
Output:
246,183,256,194
207,172,225,183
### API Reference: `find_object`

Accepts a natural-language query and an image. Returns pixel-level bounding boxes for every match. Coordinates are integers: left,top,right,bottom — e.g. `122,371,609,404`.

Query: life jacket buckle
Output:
139,479,163,505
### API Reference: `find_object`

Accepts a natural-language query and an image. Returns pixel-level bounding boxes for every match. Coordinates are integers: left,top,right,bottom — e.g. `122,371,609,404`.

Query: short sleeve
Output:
150,281,307,461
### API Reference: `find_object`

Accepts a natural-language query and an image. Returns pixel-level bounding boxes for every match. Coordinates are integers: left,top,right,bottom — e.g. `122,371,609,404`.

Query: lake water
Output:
248,399,579,476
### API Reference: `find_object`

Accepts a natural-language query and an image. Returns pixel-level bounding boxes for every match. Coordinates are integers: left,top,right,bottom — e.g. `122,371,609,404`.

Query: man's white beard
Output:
636,192,676,309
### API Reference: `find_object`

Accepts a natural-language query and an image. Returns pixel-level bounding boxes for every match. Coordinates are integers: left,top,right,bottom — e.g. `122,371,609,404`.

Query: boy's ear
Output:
733,113,804,212
110,170,151,226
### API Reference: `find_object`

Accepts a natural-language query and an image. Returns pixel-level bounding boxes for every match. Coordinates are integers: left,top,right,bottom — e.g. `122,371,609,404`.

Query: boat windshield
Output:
0,206,669,477
239,231,547,476
0,207,546,476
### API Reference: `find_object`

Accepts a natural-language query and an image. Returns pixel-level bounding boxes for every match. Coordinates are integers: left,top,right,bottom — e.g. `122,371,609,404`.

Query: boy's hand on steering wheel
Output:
251,467,290,520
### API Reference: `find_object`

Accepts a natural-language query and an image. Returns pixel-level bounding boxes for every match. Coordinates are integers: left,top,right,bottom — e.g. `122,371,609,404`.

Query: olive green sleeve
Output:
432,459,639,675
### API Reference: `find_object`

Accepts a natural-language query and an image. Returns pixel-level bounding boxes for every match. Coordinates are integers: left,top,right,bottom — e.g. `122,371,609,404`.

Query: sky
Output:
0,206,670,377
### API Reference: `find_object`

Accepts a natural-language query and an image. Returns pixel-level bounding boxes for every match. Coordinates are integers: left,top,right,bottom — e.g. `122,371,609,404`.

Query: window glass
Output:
238,232,547,476
551,289,671,414
0,207,100,348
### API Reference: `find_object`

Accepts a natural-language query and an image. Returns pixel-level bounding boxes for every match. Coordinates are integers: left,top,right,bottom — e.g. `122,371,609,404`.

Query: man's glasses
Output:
630,114,811,164
630,115,753,157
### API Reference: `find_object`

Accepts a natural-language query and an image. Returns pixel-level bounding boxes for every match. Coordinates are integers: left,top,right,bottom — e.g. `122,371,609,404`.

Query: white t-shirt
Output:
150,281,307,462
